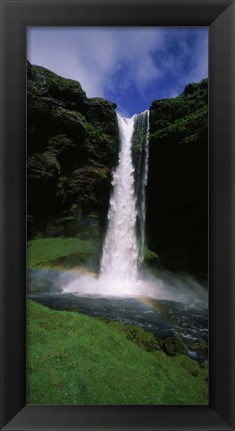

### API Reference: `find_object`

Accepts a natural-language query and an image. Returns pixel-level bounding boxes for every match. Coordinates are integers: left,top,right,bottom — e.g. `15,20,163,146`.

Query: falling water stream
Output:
100,111,150,281
133,111,150,264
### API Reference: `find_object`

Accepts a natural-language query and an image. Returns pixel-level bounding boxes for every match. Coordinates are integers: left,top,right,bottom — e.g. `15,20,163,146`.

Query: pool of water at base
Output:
27,269,208,362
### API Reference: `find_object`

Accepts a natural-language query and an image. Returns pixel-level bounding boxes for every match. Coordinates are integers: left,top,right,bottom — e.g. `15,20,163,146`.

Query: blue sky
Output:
27,27,208,117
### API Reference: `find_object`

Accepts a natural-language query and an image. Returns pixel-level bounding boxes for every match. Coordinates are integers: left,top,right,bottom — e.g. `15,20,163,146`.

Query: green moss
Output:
32,64,87,101
58,176,68,185
69,202,79,217
150,106,208,145
35,152,61,174
108,321,157,352
45,252,95,268
31,97,53,116
27,62,118,239
144,248,158,263
148,78,208,276
188,338,208,354
51,107,87,136
150,79,208,145
159,337,188,356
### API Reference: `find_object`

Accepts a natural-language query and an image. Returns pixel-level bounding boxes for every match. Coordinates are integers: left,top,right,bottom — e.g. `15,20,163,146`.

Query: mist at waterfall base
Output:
56,267,206,306
58,111,207,307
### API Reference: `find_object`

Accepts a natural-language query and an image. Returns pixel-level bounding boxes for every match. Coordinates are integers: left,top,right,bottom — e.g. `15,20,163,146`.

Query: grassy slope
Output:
27,237,99,268
27,237,158,270
27,300,208,405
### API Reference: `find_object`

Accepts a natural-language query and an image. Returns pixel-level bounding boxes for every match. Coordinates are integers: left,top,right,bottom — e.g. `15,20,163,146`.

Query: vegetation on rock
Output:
27,62,117,239
159,336,188,356
147,79,208,278
107,321,157,352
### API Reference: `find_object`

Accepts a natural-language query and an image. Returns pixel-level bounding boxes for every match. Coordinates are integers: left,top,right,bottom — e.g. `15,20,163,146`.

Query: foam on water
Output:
62,269,207,307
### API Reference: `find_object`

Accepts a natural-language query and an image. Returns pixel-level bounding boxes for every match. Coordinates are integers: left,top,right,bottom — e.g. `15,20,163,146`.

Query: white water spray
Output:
133,111,150,263
100,113,139,282
100,111,150,283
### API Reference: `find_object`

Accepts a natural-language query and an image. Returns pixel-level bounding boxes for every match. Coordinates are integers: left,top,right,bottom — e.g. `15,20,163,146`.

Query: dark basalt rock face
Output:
27,61,118,238
147,79,208,278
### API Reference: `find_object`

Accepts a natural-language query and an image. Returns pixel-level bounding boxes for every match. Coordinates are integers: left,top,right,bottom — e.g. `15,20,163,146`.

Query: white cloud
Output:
27,27,165,99
27,27,208,114
185,32,208,83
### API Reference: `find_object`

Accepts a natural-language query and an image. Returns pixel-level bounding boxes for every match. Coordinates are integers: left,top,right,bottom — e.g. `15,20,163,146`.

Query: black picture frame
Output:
0,0,234,430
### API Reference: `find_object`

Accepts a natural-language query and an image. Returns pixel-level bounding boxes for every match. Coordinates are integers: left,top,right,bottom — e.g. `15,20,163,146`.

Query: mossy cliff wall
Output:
147,80,208,276
27,61,117,238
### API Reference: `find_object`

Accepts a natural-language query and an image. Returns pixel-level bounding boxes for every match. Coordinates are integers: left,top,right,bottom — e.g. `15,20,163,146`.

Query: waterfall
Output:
132,111,150,263
100,111,149,283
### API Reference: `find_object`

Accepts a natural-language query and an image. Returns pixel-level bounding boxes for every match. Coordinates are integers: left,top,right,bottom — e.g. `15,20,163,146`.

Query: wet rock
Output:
188,338,208,357
28,152,60,229
159,336,188,356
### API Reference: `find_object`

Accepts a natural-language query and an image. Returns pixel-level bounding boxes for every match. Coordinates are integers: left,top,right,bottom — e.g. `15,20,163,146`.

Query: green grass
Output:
27,237,158,270
27,237,99,268
27,300,208,405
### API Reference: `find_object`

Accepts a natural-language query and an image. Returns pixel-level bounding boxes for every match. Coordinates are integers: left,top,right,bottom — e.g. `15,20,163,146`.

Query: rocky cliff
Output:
147,80,208,277
27,62,117,238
